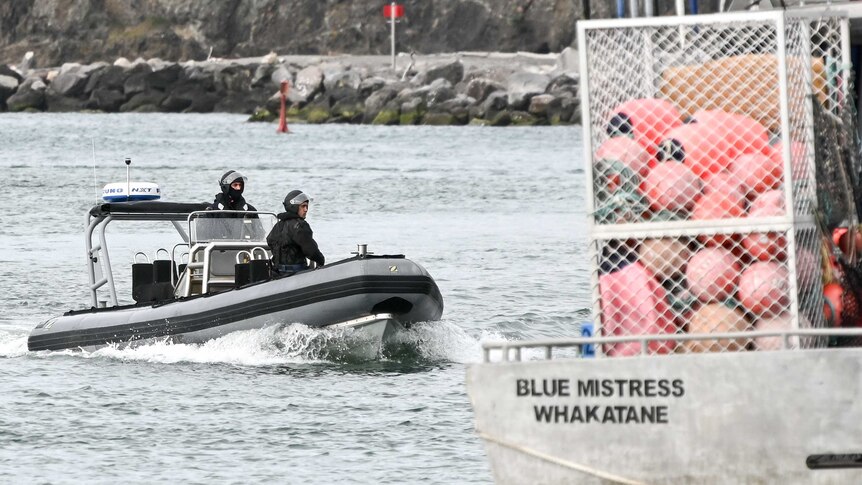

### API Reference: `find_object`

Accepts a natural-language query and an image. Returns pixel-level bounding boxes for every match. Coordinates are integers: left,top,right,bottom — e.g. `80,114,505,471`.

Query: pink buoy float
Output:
738,261,790,316
659,122,735,180
703,170,746,199
638,238,690,282
598,261,677,357
743,190,787,261
731,151,783,196
642,162,702,213
691,109,770,158
607,98,682,155
684,303,750,353
685,248,741,303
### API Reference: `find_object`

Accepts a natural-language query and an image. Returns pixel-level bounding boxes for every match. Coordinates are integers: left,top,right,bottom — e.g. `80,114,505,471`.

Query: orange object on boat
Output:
684,304,750,353
607,98,683,155
823,282,845,327
659,122,735,179
598,262,677,357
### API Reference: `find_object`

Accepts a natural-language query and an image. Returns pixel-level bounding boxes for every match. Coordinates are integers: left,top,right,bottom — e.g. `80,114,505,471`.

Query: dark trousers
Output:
276,263,308,276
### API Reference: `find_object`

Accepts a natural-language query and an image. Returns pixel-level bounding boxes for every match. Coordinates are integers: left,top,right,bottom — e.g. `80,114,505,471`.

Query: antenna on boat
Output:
92,138,98,200
125,157,131,202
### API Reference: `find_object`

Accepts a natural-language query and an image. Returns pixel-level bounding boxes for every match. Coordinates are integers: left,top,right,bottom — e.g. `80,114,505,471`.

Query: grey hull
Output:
29,257,443,351
467,349,862,484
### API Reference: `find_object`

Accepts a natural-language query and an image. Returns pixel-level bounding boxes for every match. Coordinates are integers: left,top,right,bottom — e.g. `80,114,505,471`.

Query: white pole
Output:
675,0,685,15
390,2,396,70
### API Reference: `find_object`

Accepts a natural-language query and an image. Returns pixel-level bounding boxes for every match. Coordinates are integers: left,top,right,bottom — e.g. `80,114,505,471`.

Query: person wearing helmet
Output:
267,189,325,275
208,170,257,212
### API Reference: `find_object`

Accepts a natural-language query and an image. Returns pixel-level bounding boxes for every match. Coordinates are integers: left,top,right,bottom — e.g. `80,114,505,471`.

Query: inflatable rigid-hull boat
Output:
28,256,443,352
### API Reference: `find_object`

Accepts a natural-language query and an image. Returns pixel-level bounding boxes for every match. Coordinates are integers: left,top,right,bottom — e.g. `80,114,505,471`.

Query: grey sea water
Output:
0,114,588,484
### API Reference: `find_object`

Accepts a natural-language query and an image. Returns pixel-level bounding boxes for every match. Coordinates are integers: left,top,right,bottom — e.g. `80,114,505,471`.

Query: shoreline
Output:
0,50,580,126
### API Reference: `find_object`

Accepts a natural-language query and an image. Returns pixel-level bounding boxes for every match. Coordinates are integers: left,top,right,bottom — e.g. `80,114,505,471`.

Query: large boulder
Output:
465,77,504,103
214,64,252,93
293,65,323,102
48,63,105,98
507,72,550,110
146,63,182,90
123,63,155,96
270,65,292,86
120,89,166,112
400,97,426,125
528,94,559,117
426,80,456,108
323,70,362,92
331,96,364,123
6,78,46,111
358,77,386,98
478,91,508,120
0,75,19,106
371,100,400,125
416,60,464,86
364,87,398,123
546,73,578,97
86,89,125,112
84,65,129,94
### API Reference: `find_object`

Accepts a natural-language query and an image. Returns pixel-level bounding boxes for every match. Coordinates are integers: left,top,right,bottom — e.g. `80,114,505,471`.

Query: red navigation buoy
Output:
277,81,290,134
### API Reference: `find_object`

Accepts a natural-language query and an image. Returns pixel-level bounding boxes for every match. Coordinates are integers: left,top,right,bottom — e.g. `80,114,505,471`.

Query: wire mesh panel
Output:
579,11,857,356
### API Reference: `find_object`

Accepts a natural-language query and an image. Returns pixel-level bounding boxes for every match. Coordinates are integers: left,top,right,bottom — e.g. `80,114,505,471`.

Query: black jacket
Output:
207,193,257,212
267,213,325,267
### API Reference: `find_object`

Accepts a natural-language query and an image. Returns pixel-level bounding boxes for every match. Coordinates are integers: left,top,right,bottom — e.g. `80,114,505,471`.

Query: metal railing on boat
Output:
482,328,862,362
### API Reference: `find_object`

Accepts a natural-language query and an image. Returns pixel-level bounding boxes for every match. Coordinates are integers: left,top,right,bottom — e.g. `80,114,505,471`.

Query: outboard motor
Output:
132,252,154,303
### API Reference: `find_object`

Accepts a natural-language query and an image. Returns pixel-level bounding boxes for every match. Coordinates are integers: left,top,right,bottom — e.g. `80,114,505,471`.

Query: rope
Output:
476,431,649,485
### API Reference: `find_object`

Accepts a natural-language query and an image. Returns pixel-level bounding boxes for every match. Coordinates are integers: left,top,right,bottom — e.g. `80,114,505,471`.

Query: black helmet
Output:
283,189,312,214
219,170,247,195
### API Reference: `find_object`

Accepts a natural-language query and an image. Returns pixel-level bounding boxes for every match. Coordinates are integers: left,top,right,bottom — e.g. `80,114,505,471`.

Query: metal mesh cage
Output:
580,11,857,356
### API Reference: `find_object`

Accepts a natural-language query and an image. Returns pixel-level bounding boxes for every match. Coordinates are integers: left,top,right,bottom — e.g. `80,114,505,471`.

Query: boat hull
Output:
29,257,442,352
467,349,862,484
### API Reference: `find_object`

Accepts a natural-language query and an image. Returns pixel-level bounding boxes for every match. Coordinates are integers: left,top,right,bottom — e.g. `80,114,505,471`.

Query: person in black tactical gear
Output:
208,170,257,212
267,190,325,276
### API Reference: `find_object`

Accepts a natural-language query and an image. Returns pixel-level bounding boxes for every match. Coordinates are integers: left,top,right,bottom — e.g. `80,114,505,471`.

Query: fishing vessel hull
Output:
467,349,862,485
28,257,443,352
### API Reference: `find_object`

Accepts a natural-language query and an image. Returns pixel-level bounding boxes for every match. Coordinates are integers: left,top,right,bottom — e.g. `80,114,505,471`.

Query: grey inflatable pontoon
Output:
27,201,443,352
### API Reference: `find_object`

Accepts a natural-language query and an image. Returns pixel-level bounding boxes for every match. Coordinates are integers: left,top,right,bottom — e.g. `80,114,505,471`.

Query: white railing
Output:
482,328,862,362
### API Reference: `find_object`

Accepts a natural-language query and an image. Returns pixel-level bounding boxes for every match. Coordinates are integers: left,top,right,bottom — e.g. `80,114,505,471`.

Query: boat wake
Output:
0,319,513,366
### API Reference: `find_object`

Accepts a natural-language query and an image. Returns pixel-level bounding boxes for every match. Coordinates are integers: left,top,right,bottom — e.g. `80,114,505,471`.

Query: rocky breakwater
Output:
0,51,580,126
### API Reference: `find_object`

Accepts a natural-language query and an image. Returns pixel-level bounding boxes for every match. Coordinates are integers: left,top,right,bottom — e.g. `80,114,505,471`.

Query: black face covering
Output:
227,185,244,205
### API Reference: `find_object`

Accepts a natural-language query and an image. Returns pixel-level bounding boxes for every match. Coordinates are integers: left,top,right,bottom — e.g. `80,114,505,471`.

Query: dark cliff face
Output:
0,0,717,67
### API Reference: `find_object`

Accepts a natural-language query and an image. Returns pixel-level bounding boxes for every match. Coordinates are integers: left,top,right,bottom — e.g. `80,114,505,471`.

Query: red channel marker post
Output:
383,2,405,70
277,81,290,134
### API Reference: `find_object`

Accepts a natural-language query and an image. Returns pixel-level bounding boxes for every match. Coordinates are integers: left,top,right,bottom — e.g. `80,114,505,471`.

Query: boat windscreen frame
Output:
83,206,275,308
